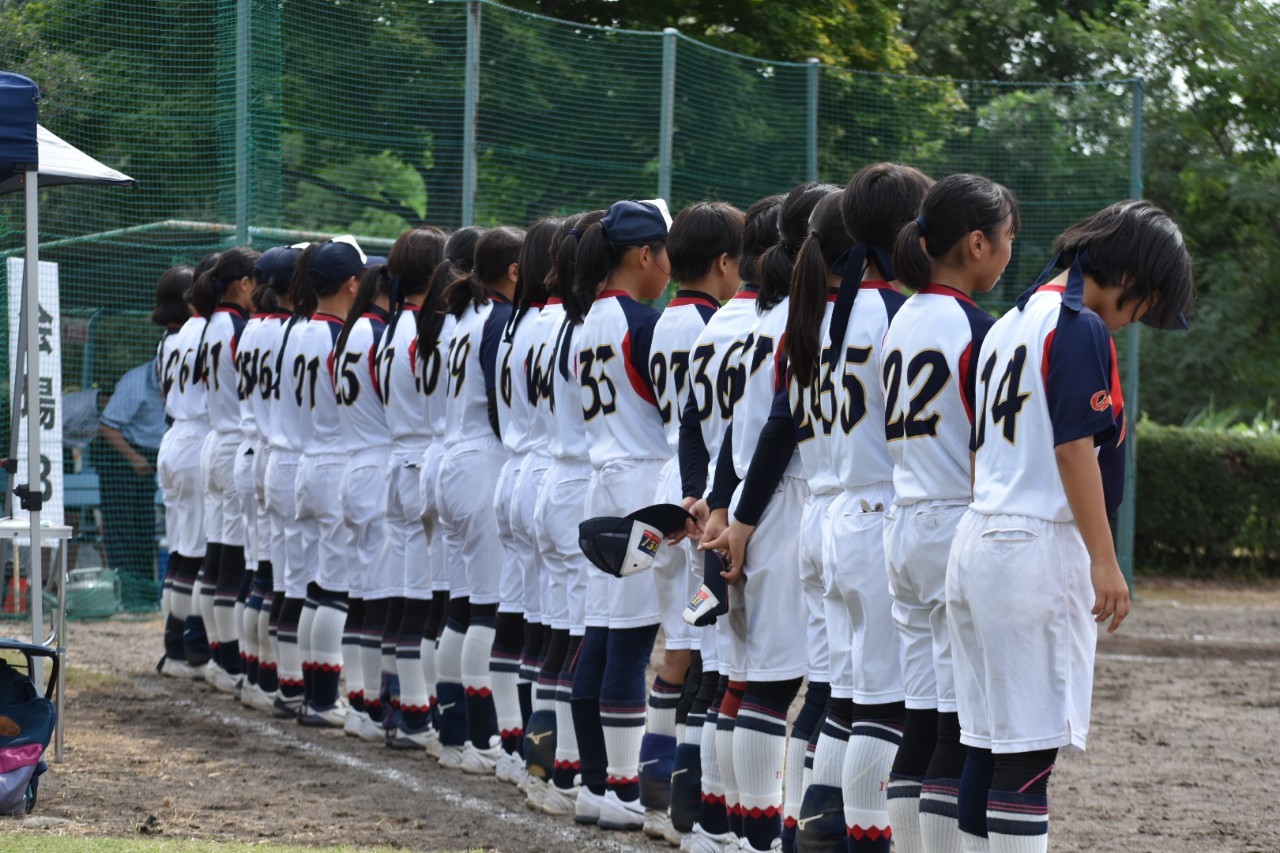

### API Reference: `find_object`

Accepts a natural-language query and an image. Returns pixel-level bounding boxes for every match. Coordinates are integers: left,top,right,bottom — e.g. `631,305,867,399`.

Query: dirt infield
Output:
2,579,1277,852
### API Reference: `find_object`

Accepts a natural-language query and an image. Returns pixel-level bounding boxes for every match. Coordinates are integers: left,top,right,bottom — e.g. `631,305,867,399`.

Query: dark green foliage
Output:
1135,422,1280,577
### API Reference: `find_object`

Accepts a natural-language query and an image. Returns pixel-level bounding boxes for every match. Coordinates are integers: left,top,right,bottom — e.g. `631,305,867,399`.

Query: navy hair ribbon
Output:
827,242,895,355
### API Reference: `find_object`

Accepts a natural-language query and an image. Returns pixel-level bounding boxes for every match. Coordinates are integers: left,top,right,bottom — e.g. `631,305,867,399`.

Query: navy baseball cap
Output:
254,245,303,285
579,503,694,578
601,199,672,248
365,255,388,268
310,237,367,284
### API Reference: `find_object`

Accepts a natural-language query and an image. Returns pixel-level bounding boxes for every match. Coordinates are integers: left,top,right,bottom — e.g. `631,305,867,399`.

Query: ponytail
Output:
504,217,561,341
759,182,839,311
783,193,851,388
443,225,524,317
559,209,606,324
417,226,483,365
740,194,784,286
892,172,1018,292
385,226,446,345
335,264,389,357
288,243,320,317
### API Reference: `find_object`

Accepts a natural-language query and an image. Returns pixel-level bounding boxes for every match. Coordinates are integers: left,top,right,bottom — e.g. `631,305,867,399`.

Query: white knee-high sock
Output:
987,789,1049,853
460,623,496,697
733,696,790,849
420,636,438,715
491,652,523,748
842,721,901,849
811,714,850,788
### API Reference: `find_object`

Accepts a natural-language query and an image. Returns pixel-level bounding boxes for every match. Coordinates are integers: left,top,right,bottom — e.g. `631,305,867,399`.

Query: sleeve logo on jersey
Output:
638,529,662,557
1090,390,1112,412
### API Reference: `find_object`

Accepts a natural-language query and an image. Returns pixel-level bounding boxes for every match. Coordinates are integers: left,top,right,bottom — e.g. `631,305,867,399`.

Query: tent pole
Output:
23,172,45,679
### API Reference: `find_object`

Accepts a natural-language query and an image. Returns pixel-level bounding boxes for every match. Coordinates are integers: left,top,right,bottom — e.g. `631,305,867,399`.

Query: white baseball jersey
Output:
970,281,1126,522
650,290,719,454
420,311,457,440
163,318,211,423
157,327,183,410
269,314,314,453
199,304,250,434
248,312,289,442
731,297,799,479
443,294,513,446
827,282,906,490
548,314,588,463
235,315,264,439
575,290,668,466
882,285,996,505
497,304,553,455
680,289,761,485
527,299,566,451
335,306,391,448
296,312,346,455
789,292,840,495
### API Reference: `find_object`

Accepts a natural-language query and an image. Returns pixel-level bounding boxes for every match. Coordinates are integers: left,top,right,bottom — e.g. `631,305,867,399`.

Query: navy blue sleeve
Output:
1046,307,1119,447
678,390,710,500
733,388,798,525
1096,409,1126,518
480,301,513,395
619,299,661,406
707,424,739,512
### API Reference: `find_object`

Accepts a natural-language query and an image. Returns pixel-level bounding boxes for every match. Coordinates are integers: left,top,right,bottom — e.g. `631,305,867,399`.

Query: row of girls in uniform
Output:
150,162,1193,853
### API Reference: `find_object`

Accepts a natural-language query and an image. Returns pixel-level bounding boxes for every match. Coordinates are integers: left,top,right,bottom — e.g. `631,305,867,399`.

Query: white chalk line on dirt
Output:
157,687,650,853
1096,651,1277,667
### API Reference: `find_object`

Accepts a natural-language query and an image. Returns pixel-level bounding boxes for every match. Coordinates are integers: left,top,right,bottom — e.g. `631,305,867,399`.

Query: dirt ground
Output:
1,578,1277,852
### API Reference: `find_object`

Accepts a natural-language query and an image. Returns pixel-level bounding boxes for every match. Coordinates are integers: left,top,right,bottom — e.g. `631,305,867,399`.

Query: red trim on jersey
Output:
621,330,657,406
267,311,292,320
920,283,978,306
368,343,381,399
399,303,421,313
546,296,564,306
773,332,788,393
731,290,759,300
860,279,894,290
326,350,336,384
667,291,720,309
597,289,629,301
958,341,975,424
214,304,250,317
531,301,547,310
1108,337,1126,443
313,312,345,324
1041,328,1056,389
1036,284,1067,295
360,312,386,321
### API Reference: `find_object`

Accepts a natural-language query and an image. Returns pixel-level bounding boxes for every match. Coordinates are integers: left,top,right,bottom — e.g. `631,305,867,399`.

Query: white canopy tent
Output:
2,116,136,664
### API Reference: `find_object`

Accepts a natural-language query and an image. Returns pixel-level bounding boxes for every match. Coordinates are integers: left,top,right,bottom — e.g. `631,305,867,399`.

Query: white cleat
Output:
422,726,442,759
684,823,738,853
574,786,603,824
241,682,277,713
298,702,347,728
542,782,581,817
157,656,195,679
459,742,502,775
597,789,645,831
524,775,548,811
437,744,466,769
495,749,524,784
737,837,782,852
644,808,680,845
345,709,386,742
388,726,435,751
209,666,242,696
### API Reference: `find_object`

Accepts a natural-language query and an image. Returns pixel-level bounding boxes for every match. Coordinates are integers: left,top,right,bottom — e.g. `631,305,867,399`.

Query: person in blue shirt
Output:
97,359,168,611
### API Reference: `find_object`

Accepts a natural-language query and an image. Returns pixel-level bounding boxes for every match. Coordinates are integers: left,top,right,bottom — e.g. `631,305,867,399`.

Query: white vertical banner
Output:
6,258,64,527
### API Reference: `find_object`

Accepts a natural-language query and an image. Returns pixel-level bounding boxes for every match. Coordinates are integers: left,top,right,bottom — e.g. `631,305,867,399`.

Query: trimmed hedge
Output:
1135,422,1280,577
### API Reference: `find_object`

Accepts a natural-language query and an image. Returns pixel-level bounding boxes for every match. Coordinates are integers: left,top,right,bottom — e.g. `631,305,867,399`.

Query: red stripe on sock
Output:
744,805,780,819
500,728,523,738
848,825,892,840
464,686,493,698
606,776,639,786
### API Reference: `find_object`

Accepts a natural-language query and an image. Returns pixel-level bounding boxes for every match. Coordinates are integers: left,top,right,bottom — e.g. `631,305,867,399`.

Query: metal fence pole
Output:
658,28,678,203
462,0,481,226
234,0,251,245
1116,77,1145,589
806,58,820,182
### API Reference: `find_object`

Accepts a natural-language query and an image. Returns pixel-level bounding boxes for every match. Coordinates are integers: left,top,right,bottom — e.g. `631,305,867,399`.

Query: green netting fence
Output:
0,0,1143,612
